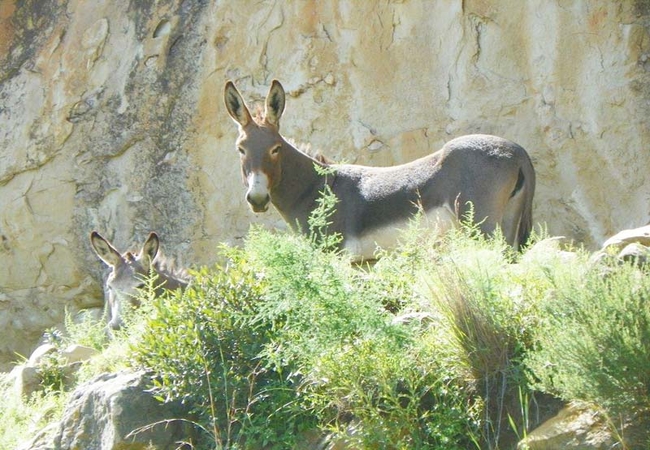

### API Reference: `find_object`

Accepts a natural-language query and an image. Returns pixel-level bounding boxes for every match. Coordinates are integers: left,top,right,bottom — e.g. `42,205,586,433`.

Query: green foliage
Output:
308,164,343,252
0,374,66,450
130,248,309,449
36,353,68,394
246,227,481,449
526,260,650,413
309,332,481,449
10,194,650,449
126,219,492,449
421,222,549,449
63,310,110,351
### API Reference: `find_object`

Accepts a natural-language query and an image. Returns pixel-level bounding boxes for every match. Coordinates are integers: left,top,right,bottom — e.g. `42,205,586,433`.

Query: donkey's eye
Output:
237,147,245,156
270,145,281,156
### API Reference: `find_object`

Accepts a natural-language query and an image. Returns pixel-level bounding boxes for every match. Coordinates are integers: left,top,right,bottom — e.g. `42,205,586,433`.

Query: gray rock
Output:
593,225,650,268
10,364,41,398
518,403,645,450
23,371,195,450
59,344,99,365
600,225,650,252
618,243,650,266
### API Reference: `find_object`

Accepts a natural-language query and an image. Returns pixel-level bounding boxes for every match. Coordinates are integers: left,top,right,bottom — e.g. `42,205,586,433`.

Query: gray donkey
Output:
224,80,536,261
90,231,189,330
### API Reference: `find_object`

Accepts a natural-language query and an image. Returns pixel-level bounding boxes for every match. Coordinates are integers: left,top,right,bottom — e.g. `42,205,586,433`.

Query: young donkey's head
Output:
224,80,287,213
90,231,161,330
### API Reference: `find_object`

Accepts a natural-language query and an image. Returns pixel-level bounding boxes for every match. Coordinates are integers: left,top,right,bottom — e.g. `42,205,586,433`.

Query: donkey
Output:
224,80,536,261
90,231,189,330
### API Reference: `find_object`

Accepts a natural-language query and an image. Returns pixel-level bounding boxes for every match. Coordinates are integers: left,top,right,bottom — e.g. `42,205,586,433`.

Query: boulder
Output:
10,364,41,398
22,371,195,450
60,344,99,365
519,403,648,450
518,403,615,449
593,224,650,267
618,243,650,266
520,236,578,265
27,344,58,366
10,343,99,398
600,224,650,251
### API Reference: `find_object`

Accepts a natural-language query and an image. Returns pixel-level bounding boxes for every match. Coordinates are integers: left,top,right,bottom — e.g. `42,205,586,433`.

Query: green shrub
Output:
245,227,481,449
129,248,310,449
63,309,110,352
307,332,481,449
526,260,650,413
420,225,548,449
34,197,648,449
0,374,66,450
127,222,489,449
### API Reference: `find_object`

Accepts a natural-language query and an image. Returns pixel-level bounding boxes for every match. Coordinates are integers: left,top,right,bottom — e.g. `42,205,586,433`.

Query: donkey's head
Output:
90,231,160,330
224,80,286,213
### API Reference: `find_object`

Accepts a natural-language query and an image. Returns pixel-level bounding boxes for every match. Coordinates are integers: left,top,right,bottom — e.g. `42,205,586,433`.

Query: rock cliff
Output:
1,0,649,369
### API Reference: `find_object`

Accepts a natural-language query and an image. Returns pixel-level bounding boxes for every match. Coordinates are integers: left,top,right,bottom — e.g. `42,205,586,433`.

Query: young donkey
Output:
90,231,189,330
224,80,536,261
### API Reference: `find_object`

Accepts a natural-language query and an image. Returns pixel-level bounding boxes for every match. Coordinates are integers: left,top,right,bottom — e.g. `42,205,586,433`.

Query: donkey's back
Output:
328,134,535,258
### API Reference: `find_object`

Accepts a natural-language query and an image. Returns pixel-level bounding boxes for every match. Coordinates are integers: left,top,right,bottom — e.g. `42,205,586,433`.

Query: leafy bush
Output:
10,194,650,449
526,259,650,413
0,374,66,450
63,309,110,351
130,247,309,449
421,225,549,449
128,221,490,449
246,227,482,449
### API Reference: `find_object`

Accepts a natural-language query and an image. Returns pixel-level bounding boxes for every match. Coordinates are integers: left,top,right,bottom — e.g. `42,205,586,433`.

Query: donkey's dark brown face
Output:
225,80,286,213
235,123,285,212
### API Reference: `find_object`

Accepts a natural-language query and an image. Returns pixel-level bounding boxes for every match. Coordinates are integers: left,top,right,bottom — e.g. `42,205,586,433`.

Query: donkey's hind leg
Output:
470,199,513,246
499,187,528,250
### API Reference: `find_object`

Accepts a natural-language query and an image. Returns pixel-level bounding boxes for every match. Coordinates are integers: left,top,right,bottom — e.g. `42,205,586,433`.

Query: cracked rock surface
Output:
0,1,649,369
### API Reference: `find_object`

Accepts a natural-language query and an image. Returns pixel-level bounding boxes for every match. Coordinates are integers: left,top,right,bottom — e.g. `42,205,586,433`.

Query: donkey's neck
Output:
272,142,329,231
152,259,189,294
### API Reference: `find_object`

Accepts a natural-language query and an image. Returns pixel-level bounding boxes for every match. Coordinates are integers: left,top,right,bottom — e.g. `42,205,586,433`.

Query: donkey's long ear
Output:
141,232,160,268
264,80,285,128
224,81,252,127
90,231,122,268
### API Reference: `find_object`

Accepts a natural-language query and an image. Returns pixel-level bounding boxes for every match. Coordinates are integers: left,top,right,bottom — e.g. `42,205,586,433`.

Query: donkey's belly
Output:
343,205,457,261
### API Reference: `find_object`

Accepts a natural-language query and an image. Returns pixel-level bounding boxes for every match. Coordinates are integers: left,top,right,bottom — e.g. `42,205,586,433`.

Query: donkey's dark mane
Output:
287,139,335,165
249,105,334,165
151,253,190,283
124,244,189,283
251,105,266,126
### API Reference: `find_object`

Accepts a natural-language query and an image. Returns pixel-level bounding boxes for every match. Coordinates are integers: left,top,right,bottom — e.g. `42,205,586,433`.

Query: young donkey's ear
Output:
264,80,285,128
224,81,252,128
90,231,122,268
141,232,160,268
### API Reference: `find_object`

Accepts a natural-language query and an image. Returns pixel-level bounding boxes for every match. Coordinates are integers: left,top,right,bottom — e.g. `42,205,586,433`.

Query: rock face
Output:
0,1,649,369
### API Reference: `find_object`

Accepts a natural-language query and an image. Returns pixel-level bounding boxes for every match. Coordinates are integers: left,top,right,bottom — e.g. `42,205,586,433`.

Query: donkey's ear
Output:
90,231,122,268
264,80,285,128
141,232,160,268
224,81,252,127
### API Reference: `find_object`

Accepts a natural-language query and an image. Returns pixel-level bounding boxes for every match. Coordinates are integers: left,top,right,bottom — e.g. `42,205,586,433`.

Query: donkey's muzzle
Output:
247,193,271,213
